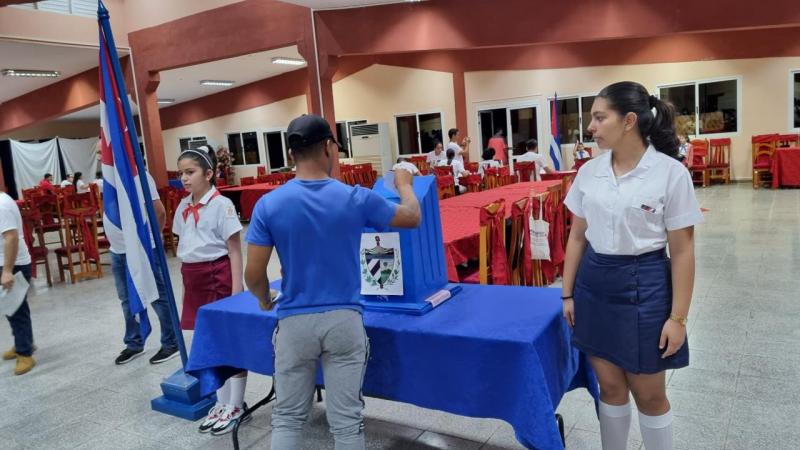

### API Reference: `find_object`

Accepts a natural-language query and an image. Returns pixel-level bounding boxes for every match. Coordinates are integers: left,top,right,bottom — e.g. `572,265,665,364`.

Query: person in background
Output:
393,157,420,176
60,174,74,188
38,173,55,193
93,171,104,191
487,130,508,165
439,148,469,193
677,134,692,165
515,139,554,181
74,172,90,194
426,141,446,166
478,147,501,177
445,128,470,164
0,190,36,375
574,141,591,160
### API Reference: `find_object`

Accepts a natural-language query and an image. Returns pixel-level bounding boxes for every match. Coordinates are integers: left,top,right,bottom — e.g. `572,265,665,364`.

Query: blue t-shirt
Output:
246,178,398,319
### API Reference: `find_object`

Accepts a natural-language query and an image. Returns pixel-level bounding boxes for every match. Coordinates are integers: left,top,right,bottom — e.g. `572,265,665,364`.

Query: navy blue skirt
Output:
572,245,689,374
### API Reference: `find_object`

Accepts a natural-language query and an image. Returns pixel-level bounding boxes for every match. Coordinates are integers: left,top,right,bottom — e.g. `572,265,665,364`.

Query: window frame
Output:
657,75,742,138
262,128,289,172
546,93,597,144
392,110,445,156
225,130,262,167
789,69,800,132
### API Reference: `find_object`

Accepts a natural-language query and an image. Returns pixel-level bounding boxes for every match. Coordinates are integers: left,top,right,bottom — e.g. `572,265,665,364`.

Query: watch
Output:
669,314,688,326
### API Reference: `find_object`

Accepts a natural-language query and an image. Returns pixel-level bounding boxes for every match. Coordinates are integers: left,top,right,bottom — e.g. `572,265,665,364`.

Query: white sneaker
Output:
210,403,250,436
198,404,227,433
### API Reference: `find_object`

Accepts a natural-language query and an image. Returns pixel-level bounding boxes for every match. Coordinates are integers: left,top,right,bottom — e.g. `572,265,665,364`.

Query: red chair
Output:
436,175,456,199
460,174,482,193
464,162,479,173
240,176,256,186
508,197,532,286
752,134,778,189
257,166,267,176
777,133,800,148
689,139,710,187
708,138,731,185
514,161,535,182
461,200,509,285
433,166,452,177
29,193,64,247
20,208,52,286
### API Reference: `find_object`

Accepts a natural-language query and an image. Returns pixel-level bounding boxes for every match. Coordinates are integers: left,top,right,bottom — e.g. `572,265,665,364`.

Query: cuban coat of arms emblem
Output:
360,232,403,296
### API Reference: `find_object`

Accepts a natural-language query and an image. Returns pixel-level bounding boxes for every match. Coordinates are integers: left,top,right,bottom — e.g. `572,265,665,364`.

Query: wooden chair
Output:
240,176,256,186
436,175,456,199
464,162,479,174
689,139,710,187
514,161,535,182
529,192,551,287
20,208,52,287
708,138,731,185
433,166,452,177
777,133,800,148
29,193,64,247
459,174,482,193
158,187,179,257
752,134,778,189
257,166,267,176
463,200,509,285
56,199,102,283
508,197,531,286
484,167,502,190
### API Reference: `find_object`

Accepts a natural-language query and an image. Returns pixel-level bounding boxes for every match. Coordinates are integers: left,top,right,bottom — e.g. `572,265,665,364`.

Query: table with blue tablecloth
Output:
186,283,598,450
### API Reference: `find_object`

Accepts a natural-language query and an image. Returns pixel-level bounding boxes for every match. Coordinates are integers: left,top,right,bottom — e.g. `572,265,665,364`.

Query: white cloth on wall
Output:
58,137,99,181
10,139,60,197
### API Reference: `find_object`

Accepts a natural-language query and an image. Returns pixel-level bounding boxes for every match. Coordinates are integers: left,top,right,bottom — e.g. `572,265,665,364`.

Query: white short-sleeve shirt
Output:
76,179,90,193
391,161,420,175
515,151,548,181
446,142,464,163
173,186,243,263
0,193,31,266
564,145,704,255
478,159,501,177
426,151,446,165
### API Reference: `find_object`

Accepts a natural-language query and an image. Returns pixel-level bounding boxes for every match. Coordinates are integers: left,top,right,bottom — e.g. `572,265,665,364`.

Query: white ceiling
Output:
56,100,139,121
280,0,415,10
156,45,306,108
0,39,128,105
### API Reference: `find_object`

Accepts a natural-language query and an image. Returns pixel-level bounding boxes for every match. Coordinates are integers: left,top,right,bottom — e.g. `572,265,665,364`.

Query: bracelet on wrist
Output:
669,314,688,326
560,295,573,300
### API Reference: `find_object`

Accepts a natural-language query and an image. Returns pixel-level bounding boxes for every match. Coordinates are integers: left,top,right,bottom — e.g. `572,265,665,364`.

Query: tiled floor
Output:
1,183,798,449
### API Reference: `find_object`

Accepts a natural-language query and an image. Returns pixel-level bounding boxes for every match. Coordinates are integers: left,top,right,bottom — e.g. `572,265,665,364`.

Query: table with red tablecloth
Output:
771,148,800,188
218,183,281,220
541,170,578,182
439,180,562,281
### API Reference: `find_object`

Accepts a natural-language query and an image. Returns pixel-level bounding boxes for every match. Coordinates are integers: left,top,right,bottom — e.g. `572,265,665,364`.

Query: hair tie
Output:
648,95,658,109
181,148,213,169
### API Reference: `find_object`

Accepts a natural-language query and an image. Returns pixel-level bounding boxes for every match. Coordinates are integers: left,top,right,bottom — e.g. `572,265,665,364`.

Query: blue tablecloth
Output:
186,284,598,450
168,179,183,189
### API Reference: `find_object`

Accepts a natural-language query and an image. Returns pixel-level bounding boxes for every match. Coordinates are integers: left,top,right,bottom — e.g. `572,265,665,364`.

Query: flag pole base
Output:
151,369,216,421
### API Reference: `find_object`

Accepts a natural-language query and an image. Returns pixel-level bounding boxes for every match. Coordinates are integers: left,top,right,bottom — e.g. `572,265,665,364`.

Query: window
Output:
227,131,259,166
791,71,800,130
509,106,539,156
395,112,443,155
658,78,740,136
12,0,97,18
178,136,208,152
263,131,287,171
551,95,595,144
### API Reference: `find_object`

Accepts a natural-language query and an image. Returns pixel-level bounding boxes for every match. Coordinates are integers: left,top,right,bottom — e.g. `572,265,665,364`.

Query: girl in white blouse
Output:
562,82,703,450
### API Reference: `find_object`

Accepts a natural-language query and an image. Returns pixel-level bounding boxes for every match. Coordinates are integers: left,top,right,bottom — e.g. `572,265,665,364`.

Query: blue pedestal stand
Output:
151,369,216,420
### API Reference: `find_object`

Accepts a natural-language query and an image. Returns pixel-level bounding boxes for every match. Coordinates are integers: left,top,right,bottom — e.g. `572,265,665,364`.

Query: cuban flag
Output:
550,93,563,171
98,1,158,339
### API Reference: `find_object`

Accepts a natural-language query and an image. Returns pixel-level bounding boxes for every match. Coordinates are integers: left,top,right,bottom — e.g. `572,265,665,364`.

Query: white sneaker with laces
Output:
198,404,228,433
210,403,250,436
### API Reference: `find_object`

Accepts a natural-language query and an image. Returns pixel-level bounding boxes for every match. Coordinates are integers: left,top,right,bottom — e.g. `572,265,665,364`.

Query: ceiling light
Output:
2,69,61,78
157,98,175,105
271,57,305,66
200,80,235,87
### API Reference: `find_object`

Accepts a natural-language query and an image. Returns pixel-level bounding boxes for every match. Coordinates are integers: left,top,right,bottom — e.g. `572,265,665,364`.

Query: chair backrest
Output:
240,176,255,186
777,133,800,147
460,174,482,193
508,197,531,286
478,200,508,285
433,166,452,177
257,166,267,176
515,161,535,182
436,175,456,199
22,187,41,200
64,192,96,211
19,208,45,252
752,142,774,167
29,193,61,225
464,162,479,173
690,139,709,166
708,138,731,166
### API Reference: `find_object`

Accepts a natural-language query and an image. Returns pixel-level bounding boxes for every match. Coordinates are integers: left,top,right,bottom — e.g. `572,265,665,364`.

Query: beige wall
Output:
466,57,800,180
123,0,243,32
332,64,457,160
0,119,99,141
161,95,307,181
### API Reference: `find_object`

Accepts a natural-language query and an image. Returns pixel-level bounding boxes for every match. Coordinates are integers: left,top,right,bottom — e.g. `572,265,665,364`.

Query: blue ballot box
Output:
360,175,457,315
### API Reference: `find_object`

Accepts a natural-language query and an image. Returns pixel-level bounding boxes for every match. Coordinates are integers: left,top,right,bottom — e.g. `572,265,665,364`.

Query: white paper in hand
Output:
0,272,29,316
382,170,399,196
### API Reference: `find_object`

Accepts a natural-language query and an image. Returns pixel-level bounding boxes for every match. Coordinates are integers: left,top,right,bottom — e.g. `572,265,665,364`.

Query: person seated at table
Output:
426,140,446,166
93,171,104,191
74,172,90,194
438,148,470,193
677,134,691,164
516,139,553,181
38,173,55,193
244,114,420,449
392,157,420,175
574,141,591,160
478,147,501,177
60,174,73,188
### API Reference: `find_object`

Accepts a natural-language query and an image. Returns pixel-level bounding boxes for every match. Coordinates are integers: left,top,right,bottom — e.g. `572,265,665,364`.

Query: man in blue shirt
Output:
245,114,420,449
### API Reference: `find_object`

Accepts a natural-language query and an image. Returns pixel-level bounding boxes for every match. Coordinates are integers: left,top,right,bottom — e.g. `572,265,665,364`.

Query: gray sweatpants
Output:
271,309,369,450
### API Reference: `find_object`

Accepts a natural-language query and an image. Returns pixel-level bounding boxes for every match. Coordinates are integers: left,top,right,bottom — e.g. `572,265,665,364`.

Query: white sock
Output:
599,400,631,450
216,379,231,407
639,409,673,450
229,375,247,408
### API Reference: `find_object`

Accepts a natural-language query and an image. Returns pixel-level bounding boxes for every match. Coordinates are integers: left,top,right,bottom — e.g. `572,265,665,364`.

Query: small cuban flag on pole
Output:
549,93,563,171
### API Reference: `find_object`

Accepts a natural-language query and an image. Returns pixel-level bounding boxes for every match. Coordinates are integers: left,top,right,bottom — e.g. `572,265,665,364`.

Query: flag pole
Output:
97,1,188,368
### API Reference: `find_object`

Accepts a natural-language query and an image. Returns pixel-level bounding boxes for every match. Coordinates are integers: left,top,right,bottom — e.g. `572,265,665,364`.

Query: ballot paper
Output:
0,272,29,316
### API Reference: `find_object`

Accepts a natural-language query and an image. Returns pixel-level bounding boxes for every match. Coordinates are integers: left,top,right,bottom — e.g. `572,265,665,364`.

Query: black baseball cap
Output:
286,114,340,149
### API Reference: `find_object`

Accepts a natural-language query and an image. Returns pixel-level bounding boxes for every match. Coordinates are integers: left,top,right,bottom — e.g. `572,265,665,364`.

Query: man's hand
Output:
259,289,279,311
1,270,14,291
394,168,414,188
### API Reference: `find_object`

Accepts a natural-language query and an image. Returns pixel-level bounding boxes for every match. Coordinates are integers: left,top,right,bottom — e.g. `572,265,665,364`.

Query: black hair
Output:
596,81,679,157
289,140,326,162
95,170,102,179
44,173,52,179
73,172,83,182
526,139,538,150
446,148,456,165
178,145,218,185
448,128,459,140
433,139,442,148
482,147,495,161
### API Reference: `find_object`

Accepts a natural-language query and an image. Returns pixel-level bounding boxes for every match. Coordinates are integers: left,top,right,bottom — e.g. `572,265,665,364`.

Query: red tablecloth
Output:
771,148,800,188
540,170,577,181
218,183,281,220
439,181,562,281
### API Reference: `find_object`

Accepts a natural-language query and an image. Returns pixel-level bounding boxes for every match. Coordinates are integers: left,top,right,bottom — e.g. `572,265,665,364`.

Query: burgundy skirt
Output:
180,256,232,330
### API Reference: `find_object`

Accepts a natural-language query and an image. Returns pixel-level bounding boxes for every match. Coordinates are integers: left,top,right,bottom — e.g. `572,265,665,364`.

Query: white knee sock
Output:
638,409,673,450
216,379,231,406
599,400,631,450
229,375,247,408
